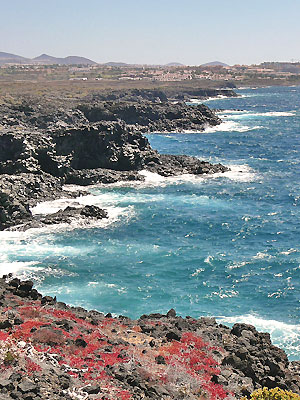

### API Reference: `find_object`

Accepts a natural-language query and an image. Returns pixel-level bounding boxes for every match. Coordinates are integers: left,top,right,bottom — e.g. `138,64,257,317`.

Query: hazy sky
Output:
1,0,300,65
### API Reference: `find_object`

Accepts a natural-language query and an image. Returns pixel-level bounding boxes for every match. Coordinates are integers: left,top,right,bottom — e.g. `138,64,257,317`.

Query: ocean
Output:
1,86,299,360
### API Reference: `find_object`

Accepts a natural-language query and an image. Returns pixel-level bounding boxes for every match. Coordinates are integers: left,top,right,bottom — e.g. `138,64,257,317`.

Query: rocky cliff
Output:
0,92,229,230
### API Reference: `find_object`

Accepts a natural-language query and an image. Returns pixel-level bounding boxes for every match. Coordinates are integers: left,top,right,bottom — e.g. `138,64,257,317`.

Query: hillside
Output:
0,52,97,65
201,61,229,67
33,54,97,65
0,52,30,65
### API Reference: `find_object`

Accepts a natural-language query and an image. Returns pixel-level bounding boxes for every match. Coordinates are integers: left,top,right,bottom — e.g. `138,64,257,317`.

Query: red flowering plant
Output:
159,332,228,399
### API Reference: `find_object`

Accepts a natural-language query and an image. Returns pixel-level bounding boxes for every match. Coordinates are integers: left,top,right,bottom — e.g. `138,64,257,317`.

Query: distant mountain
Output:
165,62,185,66
0,52,30,65
0,52,97,65
104,62,130,67
201,61,229,67
33,54,97,65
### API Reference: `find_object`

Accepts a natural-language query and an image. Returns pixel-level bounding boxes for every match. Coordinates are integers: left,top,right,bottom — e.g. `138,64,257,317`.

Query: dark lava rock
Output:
155,355,166,365
0,319,12,329
18,280,34,293
82,385,101,394
13,318,23,325
8,278,20,288
146,154,229,177
166,308,176,318
0,277,299,398
65,167,143,186
80,204,108,218
75,337,87,347
58,373,71,390
17,205,108,231
231,323,257,337
41,296,56,305
0,172,75,230
166,330,181,342
78,100,222,134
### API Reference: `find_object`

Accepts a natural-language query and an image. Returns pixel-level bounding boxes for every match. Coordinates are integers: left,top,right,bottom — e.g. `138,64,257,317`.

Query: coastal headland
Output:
0,88,231,231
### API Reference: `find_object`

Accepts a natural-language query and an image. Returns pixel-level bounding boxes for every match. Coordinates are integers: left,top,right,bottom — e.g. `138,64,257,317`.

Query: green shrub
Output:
4,350,17,365
242,387,300,400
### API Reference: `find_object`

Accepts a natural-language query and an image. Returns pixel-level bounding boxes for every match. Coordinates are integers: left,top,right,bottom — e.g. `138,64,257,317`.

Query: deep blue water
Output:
1,86,299,359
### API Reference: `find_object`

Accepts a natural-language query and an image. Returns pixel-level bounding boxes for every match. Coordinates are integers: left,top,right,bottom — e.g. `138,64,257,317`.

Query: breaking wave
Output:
204,120,262,133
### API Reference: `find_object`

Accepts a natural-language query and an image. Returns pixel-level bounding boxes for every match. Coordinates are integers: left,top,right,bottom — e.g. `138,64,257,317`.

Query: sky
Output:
1,0,300,66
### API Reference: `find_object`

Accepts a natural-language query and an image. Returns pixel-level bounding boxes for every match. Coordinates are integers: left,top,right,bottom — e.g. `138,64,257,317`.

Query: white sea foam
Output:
201,95,228,102
28,205,134,234
94,170,206,189
203,120,262,133
63,184,90,193
227,261,249,270
204,255,214,265
224,111,296,120
280,248,297,255
239,93,263,98
191,268,205,277
253,251,271,260
217,110,246,115
31,199,82,215
262,111,296,116
0,261,42,278
209,289,239,299
119,164,257,187
216,314,300,358
30,194,129,215
219,164,258,182
30,193,134,226
189,98,204,104
144,165,256,186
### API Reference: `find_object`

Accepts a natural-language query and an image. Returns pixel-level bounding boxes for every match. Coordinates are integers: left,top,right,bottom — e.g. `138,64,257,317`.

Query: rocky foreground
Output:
0,276,299,400
0,89,230,231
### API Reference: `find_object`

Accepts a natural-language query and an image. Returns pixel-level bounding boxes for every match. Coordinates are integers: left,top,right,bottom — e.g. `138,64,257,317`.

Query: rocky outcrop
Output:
0,90,231,230
65,168,144,185
0,277,299,399
0,173,84,230
13,205,108,231
81,88,237,103
52,122,158,172
77,101,221,133
146,154,228,176
0,117,229,230
136,313,300,396
0,123,228,179
0,122,158,176
0,89,231,133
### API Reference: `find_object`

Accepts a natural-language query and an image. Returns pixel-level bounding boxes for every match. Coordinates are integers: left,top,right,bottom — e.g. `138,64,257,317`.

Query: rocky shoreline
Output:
0,276,299,400
0,89,300,399
0,89,229,231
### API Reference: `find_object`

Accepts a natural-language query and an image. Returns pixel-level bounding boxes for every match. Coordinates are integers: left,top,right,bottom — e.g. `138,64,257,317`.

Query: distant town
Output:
1,52,300,87
2,62,300,87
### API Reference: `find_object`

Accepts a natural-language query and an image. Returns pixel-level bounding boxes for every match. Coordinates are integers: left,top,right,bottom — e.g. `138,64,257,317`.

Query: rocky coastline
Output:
0,89,229,231
0,276,299,400
2,89,298,399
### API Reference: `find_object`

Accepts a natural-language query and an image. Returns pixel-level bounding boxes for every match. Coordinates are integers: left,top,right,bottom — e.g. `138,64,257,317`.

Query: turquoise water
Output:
1,86,300,359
